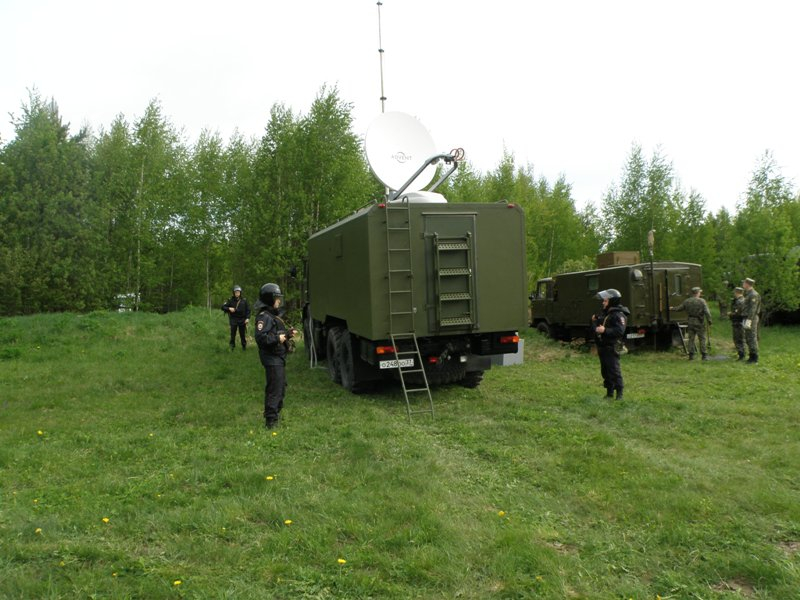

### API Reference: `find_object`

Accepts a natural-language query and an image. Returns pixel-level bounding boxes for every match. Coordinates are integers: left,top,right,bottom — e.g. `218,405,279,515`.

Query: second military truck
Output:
530,259,703,348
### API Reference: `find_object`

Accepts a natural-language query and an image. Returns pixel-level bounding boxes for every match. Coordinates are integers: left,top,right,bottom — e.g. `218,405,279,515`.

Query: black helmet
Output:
598,288,622,306
259,283,283,305
233,285,242,293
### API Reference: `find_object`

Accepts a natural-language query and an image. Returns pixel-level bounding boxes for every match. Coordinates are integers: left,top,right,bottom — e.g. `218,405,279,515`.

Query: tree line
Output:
1,88,798,319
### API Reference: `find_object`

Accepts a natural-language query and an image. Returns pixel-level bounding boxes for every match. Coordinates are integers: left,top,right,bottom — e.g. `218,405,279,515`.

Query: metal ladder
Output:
384,199,434,420
676,323,689,354
433,232,476,329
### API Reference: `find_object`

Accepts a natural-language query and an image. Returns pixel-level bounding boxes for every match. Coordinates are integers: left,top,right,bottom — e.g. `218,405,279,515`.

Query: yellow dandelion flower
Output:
112,572,118,577
284,519,293,525
535,575,543,582
497,510,505,517
337,558,347,565
149,433,154,437
37,430,43,436
173,580,182,586
102,517,110,523
265,475,274,481
33,498,38,504
272,431,278,437
59,561,65,567
35,528,42,535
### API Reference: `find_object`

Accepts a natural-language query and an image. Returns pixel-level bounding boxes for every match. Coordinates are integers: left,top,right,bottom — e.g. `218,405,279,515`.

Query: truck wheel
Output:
536,321,551,338
460,370,484,388
326,327,342,383
338,329,368,394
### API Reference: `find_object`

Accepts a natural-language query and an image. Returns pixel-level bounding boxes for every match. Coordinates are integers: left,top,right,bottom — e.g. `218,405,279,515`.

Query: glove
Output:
742,319,752,331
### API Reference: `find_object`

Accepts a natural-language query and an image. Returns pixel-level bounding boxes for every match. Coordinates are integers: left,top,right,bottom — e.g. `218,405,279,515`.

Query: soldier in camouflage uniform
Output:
671,287,713,360
741,277,760,363
729,287,746,360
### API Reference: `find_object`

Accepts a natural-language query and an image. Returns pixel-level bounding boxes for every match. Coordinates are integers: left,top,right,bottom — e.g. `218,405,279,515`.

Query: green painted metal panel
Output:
308,201,527,341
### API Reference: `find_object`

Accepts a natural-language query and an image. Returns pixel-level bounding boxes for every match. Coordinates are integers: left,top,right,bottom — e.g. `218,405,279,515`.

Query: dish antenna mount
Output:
365,111,464,200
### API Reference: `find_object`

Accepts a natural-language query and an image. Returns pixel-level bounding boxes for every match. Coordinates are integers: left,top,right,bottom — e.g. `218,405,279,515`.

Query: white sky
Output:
2,0,798,214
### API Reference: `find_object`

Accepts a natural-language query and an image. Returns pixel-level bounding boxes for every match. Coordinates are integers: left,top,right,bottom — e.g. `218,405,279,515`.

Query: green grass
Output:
1,308,799,599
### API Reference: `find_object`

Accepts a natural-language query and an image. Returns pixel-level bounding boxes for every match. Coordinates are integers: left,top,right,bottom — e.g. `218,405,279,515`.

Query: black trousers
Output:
264,363,286,425
598,345,623,394
229,321,246,347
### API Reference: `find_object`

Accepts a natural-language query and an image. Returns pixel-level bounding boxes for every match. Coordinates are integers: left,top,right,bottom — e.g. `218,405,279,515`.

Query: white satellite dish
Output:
365,112,438,192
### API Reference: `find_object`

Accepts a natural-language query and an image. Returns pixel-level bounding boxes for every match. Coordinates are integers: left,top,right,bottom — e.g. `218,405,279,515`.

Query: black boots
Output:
747,353,759,364
615,389,624,401
737,351,745,361
701,354,709,361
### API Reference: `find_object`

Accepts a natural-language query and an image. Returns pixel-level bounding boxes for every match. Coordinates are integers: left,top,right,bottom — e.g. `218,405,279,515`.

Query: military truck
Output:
530,260,703,348
304,199,527,391
302,112,527,394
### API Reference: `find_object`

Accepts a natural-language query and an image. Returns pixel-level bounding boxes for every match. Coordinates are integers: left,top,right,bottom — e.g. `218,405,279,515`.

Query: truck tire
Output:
460,370,484,388
338,329,370,394
326,327,342,383
536,321,551,338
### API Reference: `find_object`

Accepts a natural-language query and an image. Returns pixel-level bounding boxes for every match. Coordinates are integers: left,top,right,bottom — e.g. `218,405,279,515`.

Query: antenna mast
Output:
377,1,387,113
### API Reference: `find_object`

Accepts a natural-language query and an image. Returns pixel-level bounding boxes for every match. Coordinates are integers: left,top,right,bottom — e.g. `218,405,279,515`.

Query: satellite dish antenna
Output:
365,112,438,192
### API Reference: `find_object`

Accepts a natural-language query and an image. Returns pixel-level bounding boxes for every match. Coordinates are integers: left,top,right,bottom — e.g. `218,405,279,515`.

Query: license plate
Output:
379,358,414,369
626,332,645,339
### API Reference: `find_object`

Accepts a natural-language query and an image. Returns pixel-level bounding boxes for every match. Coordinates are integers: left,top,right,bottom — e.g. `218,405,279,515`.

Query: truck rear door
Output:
665,267,691,322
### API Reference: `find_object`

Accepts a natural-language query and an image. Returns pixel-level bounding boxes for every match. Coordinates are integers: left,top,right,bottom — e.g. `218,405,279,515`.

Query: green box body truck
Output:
303,199,527,391
530,261,703,347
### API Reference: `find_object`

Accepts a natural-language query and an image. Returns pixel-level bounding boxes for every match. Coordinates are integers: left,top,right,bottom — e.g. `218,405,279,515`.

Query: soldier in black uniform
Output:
221,285,251,350
591,288,629,400
730,286,746,360
254,283,298,429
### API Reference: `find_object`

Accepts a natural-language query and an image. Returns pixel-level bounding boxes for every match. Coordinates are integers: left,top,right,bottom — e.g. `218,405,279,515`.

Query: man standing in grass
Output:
222,285,251,351
741,277,761,364
730,286,746,361
592,288,629,400
255,283,298,429
671,287,712,361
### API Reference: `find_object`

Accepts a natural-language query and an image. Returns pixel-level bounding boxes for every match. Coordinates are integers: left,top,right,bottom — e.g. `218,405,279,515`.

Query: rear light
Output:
427,356,439,364
638,328,647,335
499,335,519,344
377,203,386,208
375,345,395,355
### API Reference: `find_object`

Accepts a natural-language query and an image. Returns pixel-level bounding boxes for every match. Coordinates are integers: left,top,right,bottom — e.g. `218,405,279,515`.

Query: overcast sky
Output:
2,0,797,213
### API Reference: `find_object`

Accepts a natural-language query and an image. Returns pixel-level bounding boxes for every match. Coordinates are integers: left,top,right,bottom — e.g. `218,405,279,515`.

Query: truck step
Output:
440,292,471,301
439,268,471,276
439,317,473,326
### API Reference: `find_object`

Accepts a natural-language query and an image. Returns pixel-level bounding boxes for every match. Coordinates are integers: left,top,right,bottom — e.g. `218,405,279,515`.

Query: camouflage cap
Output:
691,286,702,294
734,286,744,293
743,277,756,285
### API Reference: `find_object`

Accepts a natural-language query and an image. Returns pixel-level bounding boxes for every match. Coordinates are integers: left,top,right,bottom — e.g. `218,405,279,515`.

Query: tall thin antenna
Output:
377,1,387,113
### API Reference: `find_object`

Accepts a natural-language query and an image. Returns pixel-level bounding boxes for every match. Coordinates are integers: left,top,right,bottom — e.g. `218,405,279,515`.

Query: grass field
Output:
1,308,799,599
